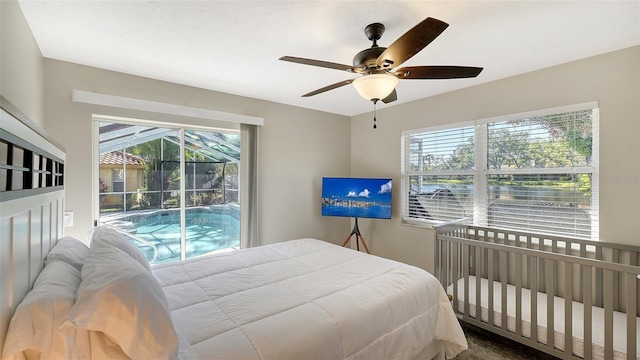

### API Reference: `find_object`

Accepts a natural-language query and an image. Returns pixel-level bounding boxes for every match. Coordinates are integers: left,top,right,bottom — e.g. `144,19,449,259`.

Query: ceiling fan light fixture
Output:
352,73,399,101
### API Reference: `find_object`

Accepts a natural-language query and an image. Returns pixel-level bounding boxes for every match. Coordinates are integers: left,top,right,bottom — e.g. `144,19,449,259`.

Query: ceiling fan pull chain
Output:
373,100,377,129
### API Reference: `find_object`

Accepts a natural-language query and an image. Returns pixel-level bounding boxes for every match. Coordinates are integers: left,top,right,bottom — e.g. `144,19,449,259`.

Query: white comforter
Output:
153,238,467,360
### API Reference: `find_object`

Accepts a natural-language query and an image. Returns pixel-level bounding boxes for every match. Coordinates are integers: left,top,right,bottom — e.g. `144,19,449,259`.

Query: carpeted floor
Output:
455,323,560,360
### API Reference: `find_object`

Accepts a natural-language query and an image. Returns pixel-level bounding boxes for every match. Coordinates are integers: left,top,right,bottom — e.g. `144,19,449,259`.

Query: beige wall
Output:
351,46,640,272
0,0,44,126
43,59,351,245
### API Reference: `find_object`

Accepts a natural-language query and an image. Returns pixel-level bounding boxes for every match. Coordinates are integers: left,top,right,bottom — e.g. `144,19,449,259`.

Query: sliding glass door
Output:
182,129,241,258
95,119,241,264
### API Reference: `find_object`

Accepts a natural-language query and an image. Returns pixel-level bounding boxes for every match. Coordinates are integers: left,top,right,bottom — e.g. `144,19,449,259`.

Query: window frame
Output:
401,102,599,240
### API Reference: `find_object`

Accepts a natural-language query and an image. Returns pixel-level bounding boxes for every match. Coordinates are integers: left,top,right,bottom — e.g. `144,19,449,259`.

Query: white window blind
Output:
402,124,475,223
402,103,599,240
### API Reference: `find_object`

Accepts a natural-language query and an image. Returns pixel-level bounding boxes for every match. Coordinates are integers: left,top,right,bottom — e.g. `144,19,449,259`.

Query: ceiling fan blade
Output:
394,66,483,79
280,56,354,72
381,89,397,104
376,17,449,70
302,79,354,97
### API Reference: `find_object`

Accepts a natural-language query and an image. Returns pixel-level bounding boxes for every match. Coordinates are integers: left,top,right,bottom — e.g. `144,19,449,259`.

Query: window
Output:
111,168,124,192
402,102,599,240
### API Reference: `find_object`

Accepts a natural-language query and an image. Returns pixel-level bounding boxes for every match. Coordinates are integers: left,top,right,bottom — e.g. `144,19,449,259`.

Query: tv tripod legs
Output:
341,233,370,254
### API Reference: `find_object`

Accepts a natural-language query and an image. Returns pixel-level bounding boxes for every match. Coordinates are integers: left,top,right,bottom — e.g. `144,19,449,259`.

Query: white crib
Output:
434,221,640,360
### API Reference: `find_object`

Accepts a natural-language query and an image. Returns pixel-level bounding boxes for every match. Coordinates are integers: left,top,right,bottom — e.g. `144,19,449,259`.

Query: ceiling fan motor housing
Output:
352,23,388,72
352,46,386,72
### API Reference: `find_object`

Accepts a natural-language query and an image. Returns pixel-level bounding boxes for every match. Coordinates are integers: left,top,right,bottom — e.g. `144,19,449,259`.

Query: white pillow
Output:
90,226,151,272
2,261,81,360
45,236,89,271
62,240,178,359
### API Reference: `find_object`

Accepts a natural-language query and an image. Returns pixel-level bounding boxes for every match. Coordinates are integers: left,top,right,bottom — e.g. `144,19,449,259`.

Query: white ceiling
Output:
18,1,640,117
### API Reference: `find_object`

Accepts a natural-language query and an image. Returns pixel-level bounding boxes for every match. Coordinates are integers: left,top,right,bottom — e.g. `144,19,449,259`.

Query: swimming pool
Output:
100,205,240,264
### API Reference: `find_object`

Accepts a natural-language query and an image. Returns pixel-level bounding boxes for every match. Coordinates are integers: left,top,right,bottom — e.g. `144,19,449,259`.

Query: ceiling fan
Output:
279,17,483,106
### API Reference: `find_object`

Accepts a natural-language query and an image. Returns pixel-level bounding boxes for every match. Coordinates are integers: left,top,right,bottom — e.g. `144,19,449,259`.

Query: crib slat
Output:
583,265,593,360
596,246,603,307
539,240,547,294
552,240,559,297
604,269,614,360
515,253,523,336
579,244,587,303
626,272,637,360
475,246,482,321
436,238,449,289
564,261,573,356
488,249,495,327
524,235,532,289
612,249,619,311
452,242,459,313
441,241,451,292
463,243,470,318
469,241,476,276
435,229,441,282
546,258,555,350
530,256,538,343
501,250,508,331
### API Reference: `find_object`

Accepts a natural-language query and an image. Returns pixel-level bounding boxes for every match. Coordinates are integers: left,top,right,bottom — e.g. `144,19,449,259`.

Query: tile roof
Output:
99,151,144,166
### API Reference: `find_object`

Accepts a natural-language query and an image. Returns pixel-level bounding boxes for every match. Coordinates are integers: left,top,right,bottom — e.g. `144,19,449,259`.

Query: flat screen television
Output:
321,177,392,219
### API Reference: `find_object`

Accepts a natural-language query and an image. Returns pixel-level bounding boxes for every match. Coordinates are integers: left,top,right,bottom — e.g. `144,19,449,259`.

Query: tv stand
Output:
341,218,370,254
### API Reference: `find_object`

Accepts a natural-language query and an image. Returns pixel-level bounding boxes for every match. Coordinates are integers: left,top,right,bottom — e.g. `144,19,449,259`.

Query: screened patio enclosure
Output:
97,120,241,264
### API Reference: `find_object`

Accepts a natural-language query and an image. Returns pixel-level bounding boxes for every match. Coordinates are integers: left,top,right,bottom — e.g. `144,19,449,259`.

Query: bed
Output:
435,220,640,360
0,95,468,360
154,237,467,360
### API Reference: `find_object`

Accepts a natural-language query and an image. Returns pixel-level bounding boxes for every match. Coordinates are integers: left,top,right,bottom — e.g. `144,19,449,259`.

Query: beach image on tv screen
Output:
321,177,392,219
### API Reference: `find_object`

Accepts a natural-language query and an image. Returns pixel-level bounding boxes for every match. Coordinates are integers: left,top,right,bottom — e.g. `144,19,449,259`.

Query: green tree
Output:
488,126,530,169
528,139,587,168
422,153,445,171
445,137,475,170
520,110,593,165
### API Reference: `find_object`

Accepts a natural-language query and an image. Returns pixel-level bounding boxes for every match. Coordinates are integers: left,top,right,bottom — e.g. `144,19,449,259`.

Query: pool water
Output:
105,207,240,264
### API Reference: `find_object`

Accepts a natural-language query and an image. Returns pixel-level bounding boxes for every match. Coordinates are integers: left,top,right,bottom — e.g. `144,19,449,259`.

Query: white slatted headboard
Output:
0,96,66,356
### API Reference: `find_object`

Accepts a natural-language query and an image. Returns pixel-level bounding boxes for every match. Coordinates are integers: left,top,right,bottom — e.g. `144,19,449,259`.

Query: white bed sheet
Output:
153,238,467,360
